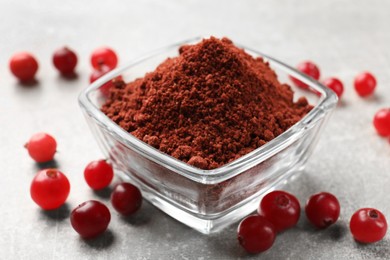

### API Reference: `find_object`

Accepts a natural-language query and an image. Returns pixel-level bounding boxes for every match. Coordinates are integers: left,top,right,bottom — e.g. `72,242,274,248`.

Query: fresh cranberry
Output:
322,77,344,98
290,61,320,89
84,160,114,190
258,190,301,232
90,65,114,95
111,183,142,216
91,47,118,70
350,208,387,243
53,46,77,75
237,215,276,254
373,108,390,137
9,52,39,82
25,133,57,163
70,200,111,239
30,169,70,210
305,192,340,228
354,72,376,97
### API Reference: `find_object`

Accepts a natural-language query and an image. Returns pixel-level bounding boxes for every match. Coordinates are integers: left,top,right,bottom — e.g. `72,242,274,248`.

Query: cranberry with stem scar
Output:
350,208,387,243
305,192,340,229
53,46,78,75
25,133,57,163
91,47,118,70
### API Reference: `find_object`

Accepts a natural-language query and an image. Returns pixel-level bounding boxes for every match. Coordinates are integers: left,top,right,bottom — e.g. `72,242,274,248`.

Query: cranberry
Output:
322,77,344,98
290,61,320,89
91,47,118,70
237,215,276,254
350,208,387,243
258,190,301,232
30,169,70,210
84,160,114,190
9,52,39,82
70,200,111,239
52,46,78,75
90,65,115,96
373,108,390,137
25,133,57,163
111,182,142,216
354,72,376,97
305,192,340,229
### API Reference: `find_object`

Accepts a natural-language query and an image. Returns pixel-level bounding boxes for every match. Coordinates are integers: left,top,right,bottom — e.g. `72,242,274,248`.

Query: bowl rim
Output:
78,36,338,184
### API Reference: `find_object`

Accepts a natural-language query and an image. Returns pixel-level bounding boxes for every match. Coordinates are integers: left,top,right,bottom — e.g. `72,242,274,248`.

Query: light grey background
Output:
1,0,390,259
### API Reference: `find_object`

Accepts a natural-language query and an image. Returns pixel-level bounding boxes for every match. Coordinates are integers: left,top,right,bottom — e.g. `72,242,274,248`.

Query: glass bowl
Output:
78,37,338,234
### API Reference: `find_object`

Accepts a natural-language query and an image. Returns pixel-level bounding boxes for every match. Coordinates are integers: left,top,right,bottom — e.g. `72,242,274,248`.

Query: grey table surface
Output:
1,0,390,259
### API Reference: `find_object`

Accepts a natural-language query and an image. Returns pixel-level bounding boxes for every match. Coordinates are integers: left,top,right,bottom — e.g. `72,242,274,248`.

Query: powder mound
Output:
102,37,312,170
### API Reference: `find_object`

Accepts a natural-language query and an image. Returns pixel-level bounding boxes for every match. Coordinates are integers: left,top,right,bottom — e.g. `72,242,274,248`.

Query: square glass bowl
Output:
79,37,338,234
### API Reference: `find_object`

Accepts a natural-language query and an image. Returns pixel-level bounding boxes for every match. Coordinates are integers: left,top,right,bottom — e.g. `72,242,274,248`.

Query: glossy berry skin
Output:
53,47,77,75
84,160,114,190
237,215,276,254
350,208,387,243
305,192,340,229
323,77,344,98
111,183,142,216
30,169,70,210
9,52,38,81
354,72,376,97
373,108,390,137
25,133,57,163
258,190,301,232
91,47,118,70
90,65,114,96
70,200,111,239
290,61,320,89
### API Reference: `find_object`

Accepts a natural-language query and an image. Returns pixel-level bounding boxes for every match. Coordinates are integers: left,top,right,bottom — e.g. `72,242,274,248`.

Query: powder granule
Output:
102,37,312,170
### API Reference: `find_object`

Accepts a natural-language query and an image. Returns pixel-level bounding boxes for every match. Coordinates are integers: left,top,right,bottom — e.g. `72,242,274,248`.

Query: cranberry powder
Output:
102,37,312,170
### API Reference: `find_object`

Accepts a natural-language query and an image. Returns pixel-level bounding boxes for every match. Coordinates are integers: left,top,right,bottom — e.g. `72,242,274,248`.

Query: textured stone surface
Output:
1,0,389,259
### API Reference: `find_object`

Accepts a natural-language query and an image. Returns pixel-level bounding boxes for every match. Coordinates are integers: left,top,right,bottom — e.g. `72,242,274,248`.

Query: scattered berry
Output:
90,65,122,96
53,46,78,75
258,190,301,232
70,200,111,239
354,72,376,97
84,160,114,190
9,52,39,82
25,132,57,163
111,182,142,216
373,108,390,137
30,169,70,210
350,208,387,243
322,77,344,98
237,215,276,254
305,192,340,228
290,61,320,89
91,47,118,70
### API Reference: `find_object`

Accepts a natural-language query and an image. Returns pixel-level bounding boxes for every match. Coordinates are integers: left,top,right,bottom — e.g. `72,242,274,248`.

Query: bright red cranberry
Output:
25,133,57,163
71,200,111,239
237,215,276,254
30,169,70,210
373,108,390,137
323,77,344,98
350,208,387,243
53,47,77,75
354,72,376,97
91,47,118,70
84,160,114,190
305,192,340,229
9,52,39,81
111,183,142,216
290,61,320,89
258,190,301,232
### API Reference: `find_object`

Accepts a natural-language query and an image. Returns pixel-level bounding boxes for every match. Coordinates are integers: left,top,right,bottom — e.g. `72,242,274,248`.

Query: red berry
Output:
84,160,114,190
30,169,70,210
373,108,390,137
322,77,344,98
91,47,118,70
9,52,39,81
53,46,77,75
258,190,301,232
25,133,57,163
354,72,376,97
237,215,276,254
350,208,387,243
70,200,111,239
90,65,122,96
111,183,142,216
290,61,320,89
305,192,340,229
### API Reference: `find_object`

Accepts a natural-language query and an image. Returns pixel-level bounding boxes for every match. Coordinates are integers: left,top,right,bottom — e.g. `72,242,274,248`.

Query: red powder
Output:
102,37,312,170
